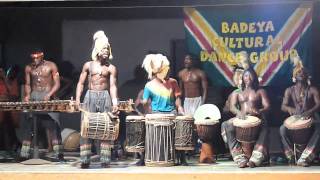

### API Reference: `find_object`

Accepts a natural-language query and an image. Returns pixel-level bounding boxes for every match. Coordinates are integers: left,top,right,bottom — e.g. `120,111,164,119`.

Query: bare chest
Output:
90,64,110,78
290,88,312,105
181,71,200,82
238,90,260,103
31,66,52,78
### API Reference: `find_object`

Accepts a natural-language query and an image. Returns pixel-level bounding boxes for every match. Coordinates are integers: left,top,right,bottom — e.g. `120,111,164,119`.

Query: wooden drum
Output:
194,104,221,163
233,116,261,158
125,115,146,152
233,116,262,143
174,116,195,151
284,115,313,145
145,114,175,167
61,128,80,151
81,111,119,141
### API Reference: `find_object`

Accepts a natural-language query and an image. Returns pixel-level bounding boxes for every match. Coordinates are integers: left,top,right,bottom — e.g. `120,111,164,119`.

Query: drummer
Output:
76,30,119,168
138,53,185,165
221,66,244,145
222,68,270,168
20,49,64,162
280,60,320,167
222,51,249,116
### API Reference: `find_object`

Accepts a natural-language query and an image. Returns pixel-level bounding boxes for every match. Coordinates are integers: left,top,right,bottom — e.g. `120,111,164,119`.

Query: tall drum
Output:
125,115,145,152
233,116,261,158
194,104,221,163
175,116,195,151
284,115,313,145
145,114,176,167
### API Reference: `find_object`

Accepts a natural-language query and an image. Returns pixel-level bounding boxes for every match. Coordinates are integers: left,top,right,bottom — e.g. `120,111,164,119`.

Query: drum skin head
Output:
233,116,262,128
194,104,221,125
175,115,194,120
126,115,145,120
284,115,313,129
145,114,176,120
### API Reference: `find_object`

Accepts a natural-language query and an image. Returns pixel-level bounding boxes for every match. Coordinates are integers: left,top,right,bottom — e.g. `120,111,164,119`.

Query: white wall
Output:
62,19,185,86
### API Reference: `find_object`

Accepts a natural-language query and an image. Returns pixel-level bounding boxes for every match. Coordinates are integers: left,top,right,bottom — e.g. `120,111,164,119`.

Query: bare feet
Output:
101,163,110,168
287,158,295,166
80,163,90,169
297,161,310,167
239,161,248,168
136,159,145,166
247,161,256,168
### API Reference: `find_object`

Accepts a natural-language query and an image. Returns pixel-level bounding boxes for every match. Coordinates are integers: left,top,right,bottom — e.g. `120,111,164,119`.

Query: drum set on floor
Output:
80,103,314,166
124,104,222,166
79,104,222,166
125,114,196,166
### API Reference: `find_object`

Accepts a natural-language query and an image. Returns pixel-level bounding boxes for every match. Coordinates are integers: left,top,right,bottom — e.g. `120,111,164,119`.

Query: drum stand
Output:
20,113,51,165
293,144,297,164
293,143,306,165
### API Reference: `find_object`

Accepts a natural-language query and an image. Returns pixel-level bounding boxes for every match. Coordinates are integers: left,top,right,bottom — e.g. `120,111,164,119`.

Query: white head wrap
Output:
91,30,113,61
142,53,170,79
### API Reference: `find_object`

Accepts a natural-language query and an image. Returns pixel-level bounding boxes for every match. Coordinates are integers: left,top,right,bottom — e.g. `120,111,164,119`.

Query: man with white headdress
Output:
76,30,119,168
138,53,186,165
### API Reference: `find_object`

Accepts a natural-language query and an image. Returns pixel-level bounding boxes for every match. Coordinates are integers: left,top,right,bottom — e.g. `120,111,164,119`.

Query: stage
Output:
0,156,319,180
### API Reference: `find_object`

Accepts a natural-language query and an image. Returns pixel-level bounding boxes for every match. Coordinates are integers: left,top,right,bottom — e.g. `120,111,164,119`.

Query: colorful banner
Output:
184,3,313,87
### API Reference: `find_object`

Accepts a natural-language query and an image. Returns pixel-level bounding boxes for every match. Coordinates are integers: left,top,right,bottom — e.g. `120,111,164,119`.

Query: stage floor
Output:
0,157,320,173
1,156,320,180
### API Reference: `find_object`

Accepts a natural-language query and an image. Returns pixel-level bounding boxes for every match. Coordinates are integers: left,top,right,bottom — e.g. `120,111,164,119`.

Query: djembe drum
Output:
81,111,120,141
61,128,81,151
174,116,195,151
125,115,146,152
233,116,262,158
284,115,313,145
144,114,175,167
194,104,221,163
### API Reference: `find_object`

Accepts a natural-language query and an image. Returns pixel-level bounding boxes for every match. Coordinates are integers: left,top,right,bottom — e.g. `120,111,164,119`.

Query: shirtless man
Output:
76,31,119,169
222,68,270,168
280,66,320,167
20,50,64,161
178,55,207,116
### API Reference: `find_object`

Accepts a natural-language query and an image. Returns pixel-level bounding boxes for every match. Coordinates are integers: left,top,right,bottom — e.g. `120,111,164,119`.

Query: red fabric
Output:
0,80,8,96
8,79,19,97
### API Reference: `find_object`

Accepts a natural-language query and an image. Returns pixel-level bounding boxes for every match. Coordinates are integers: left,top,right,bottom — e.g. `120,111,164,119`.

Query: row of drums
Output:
78,104,314,166
126,114,198,167
126,114,315,167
